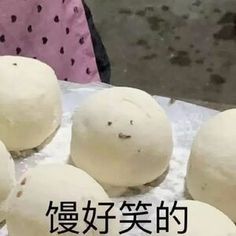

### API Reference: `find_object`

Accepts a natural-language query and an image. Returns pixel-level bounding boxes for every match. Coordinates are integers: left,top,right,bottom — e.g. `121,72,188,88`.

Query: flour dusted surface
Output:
0,81,218,236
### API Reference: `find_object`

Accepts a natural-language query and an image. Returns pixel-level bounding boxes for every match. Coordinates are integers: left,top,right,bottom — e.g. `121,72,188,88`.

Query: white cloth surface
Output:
0,81,219,235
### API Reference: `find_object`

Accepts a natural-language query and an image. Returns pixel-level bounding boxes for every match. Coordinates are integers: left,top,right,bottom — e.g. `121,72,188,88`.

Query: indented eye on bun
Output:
6,164,119,236
186,109,236,222
159,200,236,236
0,56,62,152
71,87,173,187
0,141,15,222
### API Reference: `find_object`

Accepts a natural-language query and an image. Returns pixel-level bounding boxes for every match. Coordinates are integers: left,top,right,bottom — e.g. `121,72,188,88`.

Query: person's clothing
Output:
0,0,110,84
83,1,111,84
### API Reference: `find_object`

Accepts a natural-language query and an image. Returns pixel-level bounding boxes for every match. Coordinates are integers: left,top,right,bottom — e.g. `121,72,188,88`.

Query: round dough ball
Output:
0,141,15,222
160,200,236,236
6,164,119,236
71,87,173,187
0,56,62,151
186,109,236,222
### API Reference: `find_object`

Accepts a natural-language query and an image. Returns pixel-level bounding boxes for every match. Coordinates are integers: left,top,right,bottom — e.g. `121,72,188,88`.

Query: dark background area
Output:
86,0,236,105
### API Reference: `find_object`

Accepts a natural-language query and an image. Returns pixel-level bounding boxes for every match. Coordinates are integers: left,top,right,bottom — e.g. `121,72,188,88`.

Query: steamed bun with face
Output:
186,109,236,222
0,141,15,222
0,56,62,151
6,164,119,236
160,200,236,236
71,87,173,187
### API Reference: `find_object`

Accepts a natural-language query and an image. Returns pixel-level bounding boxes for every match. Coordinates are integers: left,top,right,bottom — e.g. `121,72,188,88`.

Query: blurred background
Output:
86,0,236,105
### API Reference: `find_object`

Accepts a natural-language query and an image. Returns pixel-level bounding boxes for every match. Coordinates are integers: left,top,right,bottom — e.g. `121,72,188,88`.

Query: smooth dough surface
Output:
6,164,119,236
71,87,173,187
0,56,62,151
160,200,236,236
0,141,15,222
186,109,236,222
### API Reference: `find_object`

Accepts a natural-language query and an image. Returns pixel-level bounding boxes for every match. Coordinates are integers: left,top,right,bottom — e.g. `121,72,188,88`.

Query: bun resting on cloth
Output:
0,141,15,222
0,56,62,151
71,87,173,187
6,164,119,236
186,109,236,222
159,200,236,236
